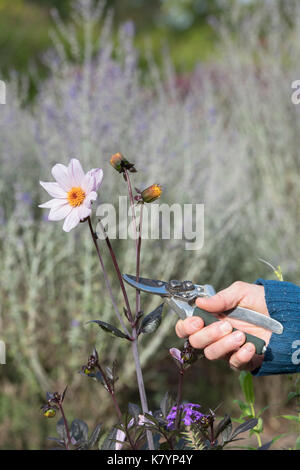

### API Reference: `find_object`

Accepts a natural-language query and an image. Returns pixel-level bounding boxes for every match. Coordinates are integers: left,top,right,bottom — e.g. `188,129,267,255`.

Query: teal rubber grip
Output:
193,307,266,355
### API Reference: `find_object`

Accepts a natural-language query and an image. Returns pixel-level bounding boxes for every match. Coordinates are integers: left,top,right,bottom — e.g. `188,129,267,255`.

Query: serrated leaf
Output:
70,419,89,443
239,371,255,405
231,418,258,440
140,304,164,334
87,320,131,340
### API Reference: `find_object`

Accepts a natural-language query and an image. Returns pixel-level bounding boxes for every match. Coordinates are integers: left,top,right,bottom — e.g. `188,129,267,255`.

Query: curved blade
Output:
123,274,169,296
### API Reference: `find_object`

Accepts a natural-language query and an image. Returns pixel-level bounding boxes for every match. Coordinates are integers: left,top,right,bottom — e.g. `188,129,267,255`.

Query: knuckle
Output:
232,280,245,290
175,321,186,338
188,335,199,349
215,291,231,311
204,346,216,361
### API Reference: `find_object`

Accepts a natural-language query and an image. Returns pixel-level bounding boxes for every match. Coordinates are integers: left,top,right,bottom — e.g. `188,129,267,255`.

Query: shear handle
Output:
193,307,266,355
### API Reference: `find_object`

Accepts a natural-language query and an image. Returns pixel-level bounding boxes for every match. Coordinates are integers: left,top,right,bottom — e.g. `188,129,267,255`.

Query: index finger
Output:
195,281,247,313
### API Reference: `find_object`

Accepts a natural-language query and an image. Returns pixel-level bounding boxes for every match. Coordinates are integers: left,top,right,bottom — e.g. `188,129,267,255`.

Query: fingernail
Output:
243,343,255,353
219,321,232,334
232,330,245,343
190,317,203,329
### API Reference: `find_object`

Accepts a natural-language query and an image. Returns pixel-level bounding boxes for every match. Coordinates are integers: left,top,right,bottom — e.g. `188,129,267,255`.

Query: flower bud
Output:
43,408,56,418
141,184,162,203
110,152,136,174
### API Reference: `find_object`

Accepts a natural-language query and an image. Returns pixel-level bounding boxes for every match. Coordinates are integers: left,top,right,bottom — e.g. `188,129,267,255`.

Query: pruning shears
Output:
123,274,284,355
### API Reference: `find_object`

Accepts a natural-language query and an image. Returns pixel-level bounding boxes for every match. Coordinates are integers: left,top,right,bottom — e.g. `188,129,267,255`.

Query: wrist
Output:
252,278,300,376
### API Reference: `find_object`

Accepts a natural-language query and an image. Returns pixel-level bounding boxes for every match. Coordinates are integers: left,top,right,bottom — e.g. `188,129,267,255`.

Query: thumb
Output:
195,282,245,313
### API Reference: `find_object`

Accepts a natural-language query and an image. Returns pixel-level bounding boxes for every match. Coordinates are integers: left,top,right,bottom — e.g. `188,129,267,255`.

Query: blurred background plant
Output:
0,0,300,449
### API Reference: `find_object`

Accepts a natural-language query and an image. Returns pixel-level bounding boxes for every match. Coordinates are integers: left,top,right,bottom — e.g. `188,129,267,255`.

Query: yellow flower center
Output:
67,187,86,207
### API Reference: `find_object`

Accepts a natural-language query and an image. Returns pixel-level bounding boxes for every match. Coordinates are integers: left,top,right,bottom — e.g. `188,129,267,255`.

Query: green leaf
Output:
257,405,269,417
287,391,300,402
140,304,164,334
87,320,131,340
281,415,300,423
239,371,255,405
233,399,252,416
295,435,300,450
251,417,263,434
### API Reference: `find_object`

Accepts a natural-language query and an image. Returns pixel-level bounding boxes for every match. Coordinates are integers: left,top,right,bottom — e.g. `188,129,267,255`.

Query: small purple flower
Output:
166,403,205,429
169,348,183,363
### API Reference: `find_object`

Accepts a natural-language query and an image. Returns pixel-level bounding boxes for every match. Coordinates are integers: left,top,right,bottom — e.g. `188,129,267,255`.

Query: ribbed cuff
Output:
252,278,300,376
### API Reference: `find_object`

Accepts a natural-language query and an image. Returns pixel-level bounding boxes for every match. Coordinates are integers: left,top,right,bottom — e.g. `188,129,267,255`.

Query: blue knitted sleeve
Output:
252,278,300,376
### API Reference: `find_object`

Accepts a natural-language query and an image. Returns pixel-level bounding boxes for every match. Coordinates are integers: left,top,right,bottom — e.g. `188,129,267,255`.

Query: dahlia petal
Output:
48,203,73,221
86,168,103,191
63,207,80,232
51,163,72,192
84,191,97,207
68,159,85,186
39,198,67,209
40,181,67,199
81,172,96,193
78,204,91,220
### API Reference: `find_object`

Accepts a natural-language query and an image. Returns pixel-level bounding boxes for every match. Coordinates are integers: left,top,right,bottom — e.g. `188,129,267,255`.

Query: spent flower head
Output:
135,184,162,203
39,158,103,232
110,152,136,174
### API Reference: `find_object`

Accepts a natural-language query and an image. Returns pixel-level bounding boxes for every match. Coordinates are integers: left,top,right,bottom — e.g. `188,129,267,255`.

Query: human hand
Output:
175,281,272,371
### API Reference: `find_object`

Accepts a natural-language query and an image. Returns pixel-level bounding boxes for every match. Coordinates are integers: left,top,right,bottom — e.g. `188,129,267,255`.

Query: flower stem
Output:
96,363,135,450
124,169,138,250
96,362,122,421
58,403,72,450
97,219,134,323
87,217,130,337
131,330,154,449
135,203,144,316
175,370,184,430
250,403,262,447
123,171,154,450
96,218,154,449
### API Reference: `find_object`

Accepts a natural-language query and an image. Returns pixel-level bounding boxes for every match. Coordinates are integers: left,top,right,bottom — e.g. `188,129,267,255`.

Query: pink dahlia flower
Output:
39,159,103,232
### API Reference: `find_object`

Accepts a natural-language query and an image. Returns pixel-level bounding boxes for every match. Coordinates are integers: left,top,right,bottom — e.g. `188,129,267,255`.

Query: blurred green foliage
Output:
0,0,222,79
